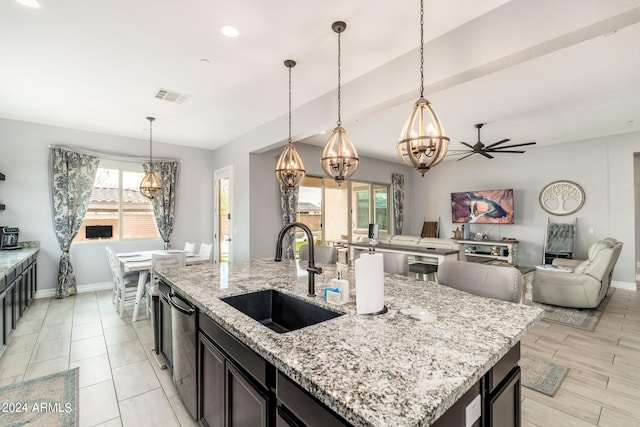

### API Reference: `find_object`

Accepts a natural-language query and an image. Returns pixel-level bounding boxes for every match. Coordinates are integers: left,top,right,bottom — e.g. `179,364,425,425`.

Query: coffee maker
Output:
1,227,20,250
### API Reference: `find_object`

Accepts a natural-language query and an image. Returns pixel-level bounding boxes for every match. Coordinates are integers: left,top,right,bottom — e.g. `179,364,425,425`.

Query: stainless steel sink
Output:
220,289,343,333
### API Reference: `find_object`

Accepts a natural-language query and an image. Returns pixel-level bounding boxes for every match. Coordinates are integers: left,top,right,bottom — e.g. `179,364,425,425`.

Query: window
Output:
294,176,390,252
351,182,390,239
73,167,160,242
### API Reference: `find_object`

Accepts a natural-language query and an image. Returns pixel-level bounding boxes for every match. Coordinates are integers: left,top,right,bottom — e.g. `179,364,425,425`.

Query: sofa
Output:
532,237,623,308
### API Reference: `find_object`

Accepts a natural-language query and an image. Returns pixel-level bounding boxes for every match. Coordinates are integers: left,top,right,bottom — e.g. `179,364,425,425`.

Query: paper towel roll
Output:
354,252,385,314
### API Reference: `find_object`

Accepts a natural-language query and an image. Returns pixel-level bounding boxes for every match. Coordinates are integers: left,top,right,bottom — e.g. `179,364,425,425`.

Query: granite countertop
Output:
157,258,543,427
0,242,40,281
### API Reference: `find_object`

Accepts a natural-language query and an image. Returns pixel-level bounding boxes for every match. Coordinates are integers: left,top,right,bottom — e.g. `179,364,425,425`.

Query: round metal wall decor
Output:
538,180,585,216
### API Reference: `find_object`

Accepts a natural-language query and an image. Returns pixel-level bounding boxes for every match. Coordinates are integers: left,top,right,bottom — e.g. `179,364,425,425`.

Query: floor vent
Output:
155,88,191,104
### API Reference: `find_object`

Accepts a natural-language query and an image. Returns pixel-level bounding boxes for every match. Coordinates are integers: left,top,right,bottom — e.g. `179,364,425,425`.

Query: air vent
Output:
155,88,191,104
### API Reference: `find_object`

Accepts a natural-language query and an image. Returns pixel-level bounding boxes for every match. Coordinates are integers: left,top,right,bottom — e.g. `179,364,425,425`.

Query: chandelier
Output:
321,21,359,185
397,0,449,176
139,116,162,199
275,59,306,188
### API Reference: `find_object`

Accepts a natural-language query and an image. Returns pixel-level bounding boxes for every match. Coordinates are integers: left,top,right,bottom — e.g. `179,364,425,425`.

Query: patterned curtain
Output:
391,173,405,235
280,185,299,259
49,147,100,298
143,162,179,249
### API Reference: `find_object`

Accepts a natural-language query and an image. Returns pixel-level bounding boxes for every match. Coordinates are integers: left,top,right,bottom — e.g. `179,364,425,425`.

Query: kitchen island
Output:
157,258,543,426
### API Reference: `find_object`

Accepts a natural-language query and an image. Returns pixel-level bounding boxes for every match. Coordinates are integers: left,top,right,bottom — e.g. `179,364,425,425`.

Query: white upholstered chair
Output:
438,260,523,303
184,241,196,254
198,242,213,261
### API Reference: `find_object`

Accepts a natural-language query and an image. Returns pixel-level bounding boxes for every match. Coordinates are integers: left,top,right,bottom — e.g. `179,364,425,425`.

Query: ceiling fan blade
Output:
459,142,476,150
457,152,477,161
483,138,511,150
485,150,526,154
489,141,537,150
479,151,494,159
447,151,473,155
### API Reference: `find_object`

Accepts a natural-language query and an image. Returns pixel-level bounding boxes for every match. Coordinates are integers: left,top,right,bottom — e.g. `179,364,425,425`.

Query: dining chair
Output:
299,244,337,264
146,252,187,318
184,241,196,254
198,242,213,261
106,247,140,317
382,252,409,275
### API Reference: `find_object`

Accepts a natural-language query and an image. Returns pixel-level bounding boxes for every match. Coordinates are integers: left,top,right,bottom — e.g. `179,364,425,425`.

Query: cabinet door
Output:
0,290,6,351
226,362,270,427
198,332,225,427
487,366,521,427
158,294,172,370
4,282,16,337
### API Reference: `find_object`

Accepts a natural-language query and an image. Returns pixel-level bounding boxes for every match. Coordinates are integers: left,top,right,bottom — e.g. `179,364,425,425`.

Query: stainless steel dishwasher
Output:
169,290,197,420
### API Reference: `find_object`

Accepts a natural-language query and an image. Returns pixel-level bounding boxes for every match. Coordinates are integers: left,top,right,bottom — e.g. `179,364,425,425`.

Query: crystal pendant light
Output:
321,21,359,185
139,116,162,199
275,59,306,188
397,0,449,176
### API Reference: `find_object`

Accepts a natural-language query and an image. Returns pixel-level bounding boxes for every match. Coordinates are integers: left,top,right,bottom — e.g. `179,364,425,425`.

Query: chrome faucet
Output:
274,222,322,297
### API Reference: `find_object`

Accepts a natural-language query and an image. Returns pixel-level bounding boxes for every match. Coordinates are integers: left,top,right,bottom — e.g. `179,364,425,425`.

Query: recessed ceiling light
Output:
200,58,210,64
16,0,40,8
220,25,239,38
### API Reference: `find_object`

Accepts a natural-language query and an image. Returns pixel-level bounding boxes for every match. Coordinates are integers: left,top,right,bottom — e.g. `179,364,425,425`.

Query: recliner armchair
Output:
532,237,623,308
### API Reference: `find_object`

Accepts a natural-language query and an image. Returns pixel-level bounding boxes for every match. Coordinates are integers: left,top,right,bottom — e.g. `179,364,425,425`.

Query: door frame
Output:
213,165,233,264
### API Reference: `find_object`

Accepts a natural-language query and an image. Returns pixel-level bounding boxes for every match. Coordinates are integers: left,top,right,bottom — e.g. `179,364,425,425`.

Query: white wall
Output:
248,143,415,260
0,118,214,291
407,131,639,286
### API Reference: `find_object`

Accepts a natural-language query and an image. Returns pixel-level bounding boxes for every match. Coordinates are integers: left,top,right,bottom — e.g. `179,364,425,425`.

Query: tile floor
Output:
0,290,198,427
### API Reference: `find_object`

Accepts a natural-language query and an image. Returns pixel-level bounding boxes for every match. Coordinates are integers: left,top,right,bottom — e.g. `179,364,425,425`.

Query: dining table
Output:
116,249,210,321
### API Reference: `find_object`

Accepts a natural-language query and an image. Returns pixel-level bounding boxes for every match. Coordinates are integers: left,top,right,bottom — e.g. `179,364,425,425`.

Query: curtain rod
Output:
48,144,181,163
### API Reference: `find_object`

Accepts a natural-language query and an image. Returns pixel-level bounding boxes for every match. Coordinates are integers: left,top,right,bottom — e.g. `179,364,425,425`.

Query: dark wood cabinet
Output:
226,361,270,427
1,251,37,358
198,332,225,427
198,315,273,427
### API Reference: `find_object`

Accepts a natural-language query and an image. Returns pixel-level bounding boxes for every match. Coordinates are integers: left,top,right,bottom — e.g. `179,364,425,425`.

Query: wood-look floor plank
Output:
522,397,597,427
521,286,639,427
598,407,640,427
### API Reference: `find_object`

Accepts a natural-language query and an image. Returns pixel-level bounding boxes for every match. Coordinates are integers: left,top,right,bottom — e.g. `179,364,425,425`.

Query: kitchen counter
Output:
0,242,40,281
157,258,543,426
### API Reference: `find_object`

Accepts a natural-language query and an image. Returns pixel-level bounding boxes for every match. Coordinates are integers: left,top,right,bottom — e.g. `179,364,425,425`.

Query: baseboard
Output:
611,280,636,291
34,281,113,299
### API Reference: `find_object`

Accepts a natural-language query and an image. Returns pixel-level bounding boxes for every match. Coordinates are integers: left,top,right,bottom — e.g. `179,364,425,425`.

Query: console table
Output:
349,242,459,267
456,239,519,265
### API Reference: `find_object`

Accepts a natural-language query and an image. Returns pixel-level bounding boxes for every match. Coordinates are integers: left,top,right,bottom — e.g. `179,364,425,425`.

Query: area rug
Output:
0,368,79,426
532,289,614,332
520,355,569,397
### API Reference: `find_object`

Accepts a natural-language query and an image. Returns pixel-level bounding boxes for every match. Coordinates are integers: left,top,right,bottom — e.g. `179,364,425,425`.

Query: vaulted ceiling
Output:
1,0,639,162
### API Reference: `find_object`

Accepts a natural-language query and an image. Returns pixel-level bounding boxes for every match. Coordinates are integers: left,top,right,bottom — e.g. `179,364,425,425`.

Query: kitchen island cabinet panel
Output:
226,361,270,427
198,332,225,427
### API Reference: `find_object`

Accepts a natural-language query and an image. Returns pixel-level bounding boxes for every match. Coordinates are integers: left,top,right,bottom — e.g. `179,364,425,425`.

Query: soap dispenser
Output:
327,266,350,305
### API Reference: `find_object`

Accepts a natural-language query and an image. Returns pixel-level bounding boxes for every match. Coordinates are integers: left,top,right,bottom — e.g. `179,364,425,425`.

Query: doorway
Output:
214,166,233,264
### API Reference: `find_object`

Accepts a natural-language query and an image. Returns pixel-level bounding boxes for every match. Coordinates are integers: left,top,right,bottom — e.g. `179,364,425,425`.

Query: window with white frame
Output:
73,167,160,242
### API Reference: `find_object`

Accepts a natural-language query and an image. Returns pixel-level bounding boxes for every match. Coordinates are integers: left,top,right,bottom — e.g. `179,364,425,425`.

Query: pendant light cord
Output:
148,117,154,165
419,0,425,98
337,30,342,126
288,65,292,144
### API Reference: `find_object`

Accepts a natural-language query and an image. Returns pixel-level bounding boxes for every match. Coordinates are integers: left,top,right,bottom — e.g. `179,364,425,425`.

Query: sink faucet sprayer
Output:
274,222,322,297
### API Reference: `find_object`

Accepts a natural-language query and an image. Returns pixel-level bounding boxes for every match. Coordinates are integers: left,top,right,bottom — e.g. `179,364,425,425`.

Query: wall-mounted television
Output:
451,189,514,224
86,225,113,239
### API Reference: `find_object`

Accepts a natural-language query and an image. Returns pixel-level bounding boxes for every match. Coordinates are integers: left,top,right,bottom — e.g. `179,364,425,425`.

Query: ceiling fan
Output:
450,123,536,160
